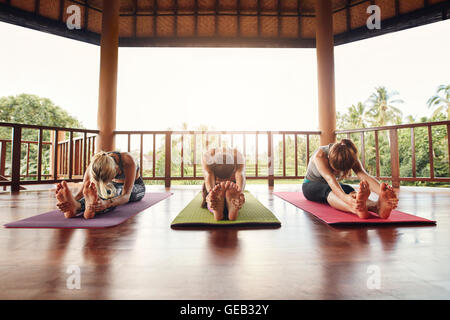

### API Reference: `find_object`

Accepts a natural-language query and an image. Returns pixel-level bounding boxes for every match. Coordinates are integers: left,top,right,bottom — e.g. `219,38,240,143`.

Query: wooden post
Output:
315,0,336,145
165,132,171,188
268,132,274,187
411,128,416,178
52,130,59,180
0,140,7,177
83,132,88,174
37,129,43,182
447,124,450,176
428,126,434,179
0,140,6,191
68,131,74,179
389,129,400,188
97,0,120,152
360,132,365,169
11,125,22,192
375,130,380,178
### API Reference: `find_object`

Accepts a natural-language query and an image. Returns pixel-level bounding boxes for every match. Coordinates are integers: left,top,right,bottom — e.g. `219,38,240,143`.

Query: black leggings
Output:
78,177,146,213
302,181,355,204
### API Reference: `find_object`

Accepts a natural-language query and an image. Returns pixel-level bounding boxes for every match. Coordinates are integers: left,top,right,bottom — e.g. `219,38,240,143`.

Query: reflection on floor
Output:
0,184,449,299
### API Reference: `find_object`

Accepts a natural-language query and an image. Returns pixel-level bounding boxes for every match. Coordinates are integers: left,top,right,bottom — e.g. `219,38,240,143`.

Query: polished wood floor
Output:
0,184,449,300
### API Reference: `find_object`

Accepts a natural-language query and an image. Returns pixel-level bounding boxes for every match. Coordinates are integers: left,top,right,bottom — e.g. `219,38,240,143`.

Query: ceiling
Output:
0,0,448,47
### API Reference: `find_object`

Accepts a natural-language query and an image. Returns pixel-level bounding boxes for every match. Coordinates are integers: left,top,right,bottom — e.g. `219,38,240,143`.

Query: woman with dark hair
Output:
302,139,398,219
201,147,246,221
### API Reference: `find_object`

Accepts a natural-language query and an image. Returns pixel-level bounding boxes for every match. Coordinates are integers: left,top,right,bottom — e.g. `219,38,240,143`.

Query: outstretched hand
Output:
91,198,109,213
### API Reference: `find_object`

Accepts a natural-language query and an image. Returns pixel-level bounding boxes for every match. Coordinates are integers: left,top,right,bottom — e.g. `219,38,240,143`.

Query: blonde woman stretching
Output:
55,151,145,219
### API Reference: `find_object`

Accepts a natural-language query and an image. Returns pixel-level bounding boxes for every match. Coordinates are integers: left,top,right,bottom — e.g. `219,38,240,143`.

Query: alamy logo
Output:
366,265,381,290
66,5,81,30
367,5,381,30
66,265,81,289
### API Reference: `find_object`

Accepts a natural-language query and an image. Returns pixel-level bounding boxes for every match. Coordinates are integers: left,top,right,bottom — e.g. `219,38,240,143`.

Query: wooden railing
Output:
1,121,449,191
336,120,450,187
114,130,322,187
0,122,98,191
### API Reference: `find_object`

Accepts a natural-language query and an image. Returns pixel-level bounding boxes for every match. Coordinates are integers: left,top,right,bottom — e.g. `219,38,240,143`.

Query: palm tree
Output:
348,102,368,129
366,86,403,126
337,102,368,129
427,85,450,120
405,115,416,124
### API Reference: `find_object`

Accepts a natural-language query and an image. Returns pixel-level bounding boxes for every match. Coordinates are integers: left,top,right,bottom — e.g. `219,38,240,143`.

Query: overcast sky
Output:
0,19,449,132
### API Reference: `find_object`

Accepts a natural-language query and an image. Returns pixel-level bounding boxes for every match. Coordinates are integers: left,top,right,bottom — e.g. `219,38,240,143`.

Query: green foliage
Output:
0,94,83,177
337,87,449,187
427,84,450,120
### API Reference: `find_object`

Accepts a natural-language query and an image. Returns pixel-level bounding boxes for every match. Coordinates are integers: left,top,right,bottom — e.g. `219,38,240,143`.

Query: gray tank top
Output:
305,144,338,183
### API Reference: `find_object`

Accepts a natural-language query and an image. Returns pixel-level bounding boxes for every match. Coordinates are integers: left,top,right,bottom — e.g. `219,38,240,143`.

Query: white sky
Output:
0,19,449,132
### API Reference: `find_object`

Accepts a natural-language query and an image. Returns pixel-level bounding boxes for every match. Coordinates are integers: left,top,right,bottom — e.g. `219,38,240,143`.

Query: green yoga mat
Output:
171,191,281,228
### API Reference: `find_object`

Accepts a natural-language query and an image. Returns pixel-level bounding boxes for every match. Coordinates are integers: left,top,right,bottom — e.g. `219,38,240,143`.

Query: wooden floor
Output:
0,184,449,300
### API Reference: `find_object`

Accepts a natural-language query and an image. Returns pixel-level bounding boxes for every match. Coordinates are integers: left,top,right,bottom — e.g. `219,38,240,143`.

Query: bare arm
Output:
234,150,246,191
74,169,91,201
202,153,216,193
353,160,382,194
234,167,246,191
103,153,137,208
313,149,354,204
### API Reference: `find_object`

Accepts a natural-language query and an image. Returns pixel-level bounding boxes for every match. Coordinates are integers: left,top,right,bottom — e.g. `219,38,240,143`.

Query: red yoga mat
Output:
274,192,436,226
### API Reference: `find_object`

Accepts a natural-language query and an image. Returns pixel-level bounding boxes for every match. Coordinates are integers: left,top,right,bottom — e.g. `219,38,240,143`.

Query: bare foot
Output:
378,183,399,219
206,182,226,221
355,180,371,219
83,182,99,219
56,181,80,218
225,182,245,221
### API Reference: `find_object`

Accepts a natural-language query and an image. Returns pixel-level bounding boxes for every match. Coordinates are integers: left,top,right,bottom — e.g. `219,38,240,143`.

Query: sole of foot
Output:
225,182,244,221
207,182,226,221
378,183,398,219
356,180,371,219
56,181,78,218
83,182,98,219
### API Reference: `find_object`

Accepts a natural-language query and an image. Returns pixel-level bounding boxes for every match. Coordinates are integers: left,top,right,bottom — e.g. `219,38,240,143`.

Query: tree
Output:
337,102,368,130
366,86,403,126
0,94,83,177
0,93,83,139
427,85,450,120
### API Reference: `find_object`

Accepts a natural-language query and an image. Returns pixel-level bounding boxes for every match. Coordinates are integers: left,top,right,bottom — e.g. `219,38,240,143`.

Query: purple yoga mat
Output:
4,192,172,229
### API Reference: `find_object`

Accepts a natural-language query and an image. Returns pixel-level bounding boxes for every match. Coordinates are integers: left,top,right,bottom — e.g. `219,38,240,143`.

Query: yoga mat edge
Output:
4,192,173,229
274,191,436,226
171,191,281,228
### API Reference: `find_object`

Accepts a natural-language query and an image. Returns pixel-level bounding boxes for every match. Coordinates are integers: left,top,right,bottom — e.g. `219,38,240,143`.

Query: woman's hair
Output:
328,139,358,179
88,151,117,199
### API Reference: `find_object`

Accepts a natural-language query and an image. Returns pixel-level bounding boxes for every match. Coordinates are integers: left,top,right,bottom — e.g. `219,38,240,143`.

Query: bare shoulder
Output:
315,148,327,159
120,152,137,165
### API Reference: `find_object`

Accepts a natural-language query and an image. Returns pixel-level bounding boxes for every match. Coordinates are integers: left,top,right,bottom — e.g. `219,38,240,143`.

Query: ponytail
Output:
88,151,117,199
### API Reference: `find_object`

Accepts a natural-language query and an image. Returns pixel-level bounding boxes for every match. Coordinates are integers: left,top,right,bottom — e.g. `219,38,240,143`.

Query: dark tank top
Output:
108,151,140,180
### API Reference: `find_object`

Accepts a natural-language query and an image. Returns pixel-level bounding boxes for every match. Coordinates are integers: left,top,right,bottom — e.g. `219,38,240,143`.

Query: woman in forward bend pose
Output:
201,148,246,221
303,139,399,219
55,151,145,219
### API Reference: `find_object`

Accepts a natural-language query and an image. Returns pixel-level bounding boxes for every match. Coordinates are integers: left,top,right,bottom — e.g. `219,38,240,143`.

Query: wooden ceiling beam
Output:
34,0,40,15
133,0,137,37
119,36,316,48
335,0,450,46
0,2,100,45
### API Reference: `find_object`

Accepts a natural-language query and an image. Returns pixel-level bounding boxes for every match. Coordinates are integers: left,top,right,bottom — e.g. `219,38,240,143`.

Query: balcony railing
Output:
0,122,98,191
1,121,449,191
336,120,450,187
